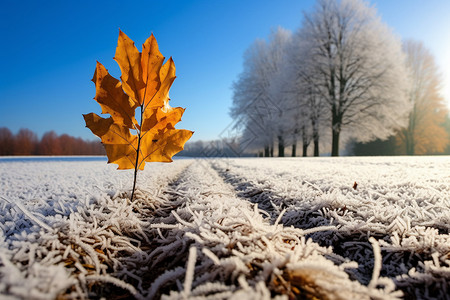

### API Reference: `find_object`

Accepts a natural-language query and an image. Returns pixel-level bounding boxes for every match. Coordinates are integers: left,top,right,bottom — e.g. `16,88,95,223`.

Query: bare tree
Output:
302,0,410,156
15,128,38,155
0,127,14,155
39,131,62,155
396,40,449,155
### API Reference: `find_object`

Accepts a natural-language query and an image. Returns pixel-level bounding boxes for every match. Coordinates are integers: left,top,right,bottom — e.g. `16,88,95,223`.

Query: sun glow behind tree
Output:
396,40,449,155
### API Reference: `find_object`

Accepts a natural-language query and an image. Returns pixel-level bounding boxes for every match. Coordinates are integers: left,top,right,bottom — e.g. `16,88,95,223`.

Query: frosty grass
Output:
0,156,449,299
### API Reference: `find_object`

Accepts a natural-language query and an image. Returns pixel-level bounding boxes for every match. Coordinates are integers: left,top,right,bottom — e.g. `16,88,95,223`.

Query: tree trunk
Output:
278,135,285,157
331,129,340,156
312,119,319,156
302,142,308,157
405,131,415,155
331,109,341,157
264,146,270,157
406,141,414,155
270,146,274,157
314,139,319,156
302,127,309,157
292,142,296,157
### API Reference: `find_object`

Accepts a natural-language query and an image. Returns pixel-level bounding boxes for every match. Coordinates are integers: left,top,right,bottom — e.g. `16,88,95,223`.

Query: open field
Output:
0,156,449,299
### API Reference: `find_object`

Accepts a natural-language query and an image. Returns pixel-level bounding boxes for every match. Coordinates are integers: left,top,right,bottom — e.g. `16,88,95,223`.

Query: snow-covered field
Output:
0,156,449,299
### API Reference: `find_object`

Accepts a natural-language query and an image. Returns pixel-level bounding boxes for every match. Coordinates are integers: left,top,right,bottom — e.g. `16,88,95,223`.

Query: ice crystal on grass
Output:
0,156,449,299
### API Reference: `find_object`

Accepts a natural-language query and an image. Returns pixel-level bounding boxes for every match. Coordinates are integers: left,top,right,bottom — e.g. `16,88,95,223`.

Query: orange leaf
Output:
141,33,165,107
114,30,145,106
92,62,138,129
83,113,114,138
104,144,143,170
84,31,192,171
83,113,137,146
140,128,193,165
142,106,185,132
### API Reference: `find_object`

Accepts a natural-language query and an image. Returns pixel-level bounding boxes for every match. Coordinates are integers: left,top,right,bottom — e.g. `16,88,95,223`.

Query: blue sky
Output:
1,0,449,142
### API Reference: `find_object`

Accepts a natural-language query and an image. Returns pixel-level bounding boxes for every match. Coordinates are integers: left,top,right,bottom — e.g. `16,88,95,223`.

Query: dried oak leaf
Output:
84,30,193,170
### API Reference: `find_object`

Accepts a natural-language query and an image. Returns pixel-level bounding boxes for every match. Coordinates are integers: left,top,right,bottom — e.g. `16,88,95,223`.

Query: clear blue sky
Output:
1,0,449,142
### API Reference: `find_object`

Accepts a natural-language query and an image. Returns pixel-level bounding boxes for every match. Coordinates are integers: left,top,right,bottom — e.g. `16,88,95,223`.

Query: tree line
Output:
0,128,104,156
231,0,449,157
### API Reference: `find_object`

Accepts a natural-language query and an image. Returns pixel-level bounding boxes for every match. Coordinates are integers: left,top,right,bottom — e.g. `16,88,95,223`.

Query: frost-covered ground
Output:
0,156,449,299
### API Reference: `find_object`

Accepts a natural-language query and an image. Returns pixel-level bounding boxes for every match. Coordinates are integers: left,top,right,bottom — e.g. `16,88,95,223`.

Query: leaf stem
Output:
131,103,145,201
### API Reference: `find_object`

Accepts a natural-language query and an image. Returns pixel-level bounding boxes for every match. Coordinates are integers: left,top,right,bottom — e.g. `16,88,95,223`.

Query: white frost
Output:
0,156,448,299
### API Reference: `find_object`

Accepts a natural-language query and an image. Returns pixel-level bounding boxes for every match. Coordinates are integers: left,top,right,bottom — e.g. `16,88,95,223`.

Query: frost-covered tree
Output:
302,0,410,156
231,27,291,157
282,27,329,156
396,40,449,155
265,27,292,157
231,39,273,155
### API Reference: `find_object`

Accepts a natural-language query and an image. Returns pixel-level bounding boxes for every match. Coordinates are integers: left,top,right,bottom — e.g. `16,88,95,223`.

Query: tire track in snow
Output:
211,158,450,298
210,160,374,280
141,160,401,299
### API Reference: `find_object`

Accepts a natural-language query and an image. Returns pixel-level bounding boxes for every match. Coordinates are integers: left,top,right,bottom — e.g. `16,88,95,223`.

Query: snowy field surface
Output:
0,156,449,299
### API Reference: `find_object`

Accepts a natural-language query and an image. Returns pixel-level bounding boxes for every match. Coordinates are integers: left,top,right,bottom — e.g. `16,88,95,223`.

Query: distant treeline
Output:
0,127,105,156
181,139,256,158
